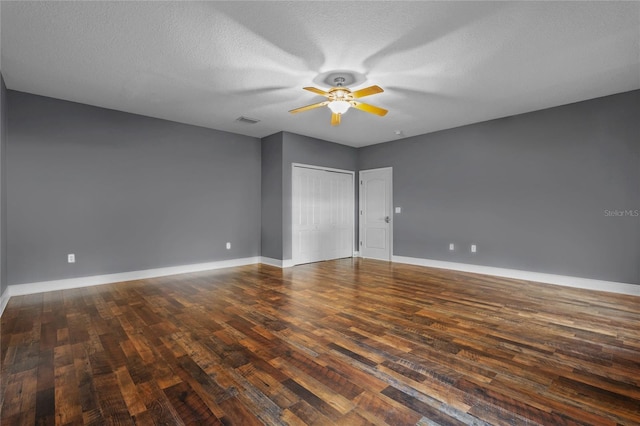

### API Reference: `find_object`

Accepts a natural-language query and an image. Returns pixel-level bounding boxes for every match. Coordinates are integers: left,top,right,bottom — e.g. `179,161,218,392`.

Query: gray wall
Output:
0,75,7,295
359,90,640,285
282,132,358,260
7,91,261,285
261,132,283,260
4,86,638,286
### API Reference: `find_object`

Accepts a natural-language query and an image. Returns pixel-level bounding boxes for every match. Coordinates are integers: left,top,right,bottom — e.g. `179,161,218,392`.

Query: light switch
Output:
395,207,401,213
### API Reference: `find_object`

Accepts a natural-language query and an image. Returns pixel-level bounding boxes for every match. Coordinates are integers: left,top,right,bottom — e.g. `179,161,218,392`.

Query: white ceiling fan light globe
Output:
328,100,350,114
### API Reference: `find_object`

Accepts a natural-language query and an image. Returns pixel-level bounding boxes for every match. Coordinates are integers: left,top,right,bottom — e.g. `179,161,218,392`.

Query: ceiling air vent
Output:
236,116,260,125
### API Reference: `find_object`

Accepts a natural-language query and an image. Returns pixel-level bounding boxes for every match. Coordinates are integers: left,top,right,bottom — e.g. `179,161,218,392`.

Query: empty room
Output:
1,1,639,425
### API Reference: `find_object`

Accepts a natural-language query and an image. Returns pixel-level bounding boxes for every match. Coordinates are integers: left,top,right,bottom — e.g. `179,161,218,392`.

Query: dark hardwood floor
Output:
1,258,639,425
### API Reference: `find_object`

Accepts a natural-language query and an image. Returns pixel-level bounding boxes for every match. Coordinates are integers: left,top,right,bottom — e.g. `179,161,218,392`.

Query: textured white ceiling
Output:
2,1,639,147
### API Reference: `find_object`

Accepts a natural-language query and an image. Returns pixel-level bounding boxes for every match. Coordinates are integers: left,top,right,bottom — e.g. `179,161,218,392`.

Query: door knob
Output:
385,216,391,223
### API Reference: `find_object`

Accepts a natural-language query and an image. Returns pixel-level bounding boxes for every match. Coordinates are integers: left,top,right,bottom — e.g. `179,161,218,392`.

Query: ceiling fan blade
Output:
303,87,331,97
331,112,341,126
289,101,329,114
351,85,384,99
352,101,388,116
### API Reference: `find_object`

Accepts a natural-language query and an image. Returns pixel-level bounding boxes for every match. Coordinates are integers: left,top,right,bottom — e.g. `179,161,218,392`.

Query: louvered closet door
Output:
292,167,324,265
325,171,354,260
292,166,354,265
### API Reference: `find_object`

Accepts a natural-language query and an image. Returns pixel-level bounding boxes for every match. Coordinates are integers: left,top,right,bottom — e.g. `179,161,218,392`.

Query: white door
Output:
292,166,354,265
292,167,324,265
325,171,354,260
359,168,392,260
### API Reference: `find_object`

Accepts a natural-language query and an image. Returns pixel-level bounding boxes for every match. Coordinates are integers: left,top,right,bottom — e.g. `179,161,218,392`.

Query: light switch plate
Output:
395,207,401,213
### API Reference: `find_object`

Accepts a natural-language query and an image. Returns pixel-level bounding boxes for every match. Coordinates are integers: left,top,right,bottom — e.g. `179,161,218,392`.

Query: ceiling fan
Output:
289,77,388,126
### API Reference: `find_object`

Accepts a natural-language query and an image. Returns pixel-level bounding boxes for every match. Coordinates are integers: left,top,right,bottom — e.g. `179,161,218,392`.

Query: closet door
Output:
292,167,324,265
325,171,354,260
292,166,353,265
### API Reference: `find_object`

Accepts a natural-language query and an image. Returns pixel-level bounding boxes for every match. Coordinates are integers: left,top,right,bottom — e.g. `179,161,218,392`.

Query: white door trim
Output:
292,163,355,175
292,163,356,266
359,167,393,261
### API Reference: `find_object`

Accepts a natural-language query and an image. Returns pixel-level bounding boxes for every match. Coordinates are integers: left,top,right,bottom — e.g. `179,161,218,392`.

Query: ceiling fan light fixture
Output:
328,100,350,114
289,80,387,125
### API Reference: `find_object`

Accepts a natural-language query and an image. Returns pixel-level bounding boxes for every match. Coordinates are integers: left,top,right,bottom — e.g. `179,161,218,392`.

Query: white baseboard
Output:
3,256,294,313
259,257,294,268
260,257,283,267
0,287,9,317
392,255,640,297
3,255,636,318
7,257,262,299
282,259,294,268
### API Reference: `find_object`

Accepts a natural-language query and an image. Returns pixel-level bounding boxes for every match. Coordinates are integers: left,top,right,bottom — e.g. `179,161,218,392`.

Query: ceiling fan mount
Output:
289,76,388,126
314,70,365,88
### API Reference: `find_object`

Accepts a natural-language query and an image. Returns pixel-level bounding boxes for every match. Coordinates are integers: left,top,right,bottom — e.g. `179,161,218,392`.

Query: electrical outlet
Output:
449,243,455,251
226,242,231,250
67,253,75,263
395,207,401,214
471,244,477,253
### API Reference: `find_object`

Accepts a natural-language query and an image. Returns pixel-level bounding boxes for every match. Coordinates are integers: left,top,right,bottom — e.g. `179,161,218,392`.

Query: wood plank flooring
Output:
1,258,639,425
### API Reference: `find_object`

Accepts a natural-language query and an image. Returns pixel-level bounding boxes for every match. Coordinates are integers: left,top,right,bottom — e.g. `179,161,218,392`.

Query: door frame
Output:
291,163,356,266
358,167,393,260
